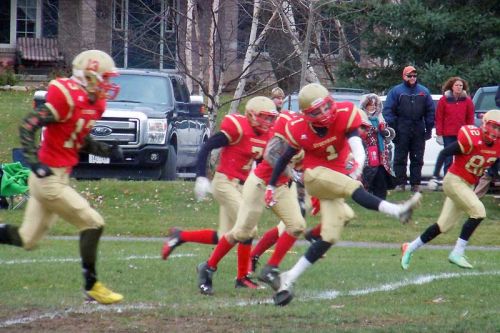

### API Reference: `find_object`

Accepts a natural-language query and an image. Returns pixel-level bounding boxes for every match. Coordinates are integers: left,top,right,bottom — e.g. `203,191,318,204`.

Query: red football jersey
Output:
217,114,270,182
285,101,362,173
448,125,500,185
254,111,296,185
38,78,106,168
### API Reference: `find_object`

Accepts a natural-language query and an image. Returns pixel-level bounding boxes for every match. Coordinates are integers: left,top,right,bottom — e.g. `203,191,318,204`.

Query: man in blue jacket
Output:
383,66,435,192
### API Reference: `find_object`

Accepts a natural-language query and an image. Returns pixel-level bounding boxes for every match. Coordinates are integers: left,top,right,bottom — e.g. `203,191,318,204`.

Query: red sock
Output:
207,235,235,269
237,242,252,279
310,224,321,238
180,229,218,244
268,232,297,267
251,227,279,257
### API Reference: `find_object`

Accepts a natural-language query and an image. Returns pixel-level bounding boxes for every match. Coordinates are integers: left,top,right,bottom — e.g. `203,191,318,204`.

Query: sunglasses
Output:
406,74,417,78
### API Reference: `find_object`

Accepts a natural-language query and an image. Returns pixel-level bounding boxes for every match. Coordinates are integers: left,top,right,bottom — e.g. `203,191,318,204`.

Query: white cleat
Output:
398,192,422,224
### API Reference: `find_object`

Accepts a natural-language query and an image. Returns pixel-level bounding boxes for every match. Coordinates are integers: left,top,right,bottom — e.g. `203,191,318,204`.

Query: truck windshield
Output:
110,74,173,105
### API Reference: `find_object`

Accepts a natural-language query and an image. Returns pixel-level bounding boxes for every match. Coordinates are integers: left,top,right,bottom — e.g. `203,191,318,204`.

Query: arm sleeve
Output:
196,132,229,177
424,92,436,132
433,142,461,177
347,133,366,168
269,145,298,186
382,88,397,128
465,98,475,125
19,104,58,165
435,98,445,135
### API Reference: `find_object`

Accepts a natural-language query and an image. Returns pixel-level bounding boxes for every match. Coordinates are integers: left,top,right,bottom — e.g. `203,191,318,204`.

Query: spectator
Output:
271,87,285,112
383,66,435,193
435,77,475,174
359,94,397,199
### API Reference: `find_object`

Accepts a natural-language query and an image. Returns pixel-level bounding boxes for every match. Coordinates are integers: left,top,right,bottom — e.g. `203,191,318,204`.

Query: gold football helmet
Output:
245,96,279,133
482,109,500,144
72,49,120,100
298,83,336,127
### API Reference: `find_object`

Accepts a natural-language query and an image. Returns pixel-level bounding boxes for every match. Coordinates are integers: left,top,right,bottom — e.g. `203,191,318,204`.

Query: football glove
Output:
194,176,212,201
264,185,277,208
435,135,444,146
30,162,53,178
310,197,321,216
427,176,440,191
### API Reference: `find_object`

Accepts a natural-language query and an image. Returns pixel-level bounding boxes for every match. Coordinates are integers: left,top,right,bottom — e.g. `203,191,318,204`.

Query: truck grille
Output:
90,117,140,146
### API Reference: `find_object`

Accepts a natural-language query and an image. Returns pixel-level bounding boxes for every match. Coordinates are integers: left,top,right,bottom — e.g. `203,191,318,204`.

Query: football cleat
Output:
85,282,123,304
258,264,281,291
197,262,215,295
448,253,473,269
273,289,294,307
398,192,422,224
272,270,295,306
161,227,183,260
235,275,261,289
400,242,413,270
250,255,260,274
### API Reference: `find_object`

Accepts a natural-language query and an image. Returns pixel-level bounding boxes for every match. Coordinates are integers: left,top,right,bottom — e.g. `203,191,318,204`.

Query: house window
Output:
0,1,11,44
16,0,38,38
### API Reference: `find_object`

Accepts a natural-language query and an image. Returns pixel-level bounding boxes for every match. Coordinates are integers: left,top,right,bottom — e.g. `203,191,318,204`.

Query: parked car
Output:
472,85,498,127
33,69,210,180
283,88,367,113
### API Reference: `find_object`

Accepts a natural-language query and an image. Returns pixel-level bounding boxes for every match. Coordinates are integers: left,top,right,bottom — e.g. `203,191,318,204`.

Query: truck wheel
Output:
160,145,177,180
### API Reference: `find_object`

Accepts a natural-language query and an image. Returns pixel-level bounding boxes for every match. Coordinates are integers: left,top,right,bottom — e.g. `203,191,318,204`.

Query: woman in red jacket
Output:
435,77,475,174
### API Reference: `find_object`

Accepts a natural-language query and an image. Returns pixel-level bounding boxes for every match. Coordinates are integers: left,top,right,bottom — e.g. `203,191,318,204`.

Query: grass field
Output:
0,91,499,332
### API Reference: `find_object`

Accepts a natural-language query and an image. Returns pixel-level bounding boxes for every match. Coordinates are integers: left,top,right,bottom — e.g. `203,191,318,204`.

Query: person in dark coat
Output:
383,66,435,193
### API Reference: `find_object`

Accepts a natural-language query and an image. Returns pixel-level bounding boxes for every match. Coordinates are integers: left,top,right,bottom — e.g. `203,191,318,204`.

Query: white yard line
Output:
1,270,499,328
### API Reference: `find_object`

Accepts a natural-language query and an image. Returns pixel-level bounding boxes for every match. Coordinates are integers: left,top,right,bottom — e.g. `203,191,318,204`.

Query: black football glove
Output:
424,130,432,141
109,143,124,161
31,163,53,178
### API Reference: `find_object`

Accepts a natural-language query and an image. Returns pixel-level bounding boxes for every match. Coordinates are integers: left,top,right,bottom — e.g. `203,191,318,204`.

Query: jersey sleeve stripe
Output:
285,123,300,148
345,106,358,130
50,80,75,121
226,114,244,145
45,103,60,121
461,128,474,154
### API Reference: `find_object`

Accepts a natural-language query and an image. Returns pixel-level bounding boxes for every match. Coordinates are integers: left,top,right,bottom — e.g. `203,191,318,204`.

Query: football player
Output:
196,109,306,295
0,50,124,304
161,96,278,290
264,83,422,306
402,109,500,270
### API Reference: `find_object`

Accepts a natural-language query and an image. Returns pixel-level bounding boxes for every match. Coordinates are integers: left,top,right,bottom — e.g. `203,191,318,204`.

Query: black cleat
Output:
273,289,294,306
258,264,281,291
197,262,215,295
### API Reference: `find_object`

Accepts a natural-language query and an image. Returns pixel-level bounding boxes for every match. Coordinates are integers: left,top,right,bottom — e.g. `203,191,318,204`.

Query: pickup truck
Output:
34,69,210,180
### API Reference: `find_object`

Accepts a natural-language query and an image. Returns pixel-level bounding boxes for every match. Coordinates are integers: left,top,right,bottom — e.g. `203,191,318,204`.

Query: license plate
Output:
88,154,110,164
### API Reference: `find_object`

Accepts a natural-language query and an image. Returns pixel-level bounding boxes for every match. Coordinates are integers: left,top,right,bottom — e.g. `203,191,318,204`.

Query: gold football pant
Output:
227,171,306,243
303,166,361,244
19,167,104,250
437,172,486,233
211,171,245,236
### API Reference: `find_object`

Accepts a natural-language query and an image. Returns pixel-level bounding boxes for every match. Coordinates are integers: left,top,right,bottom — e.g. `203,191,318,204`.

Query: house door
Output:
111,0,176,70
